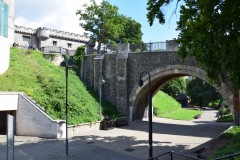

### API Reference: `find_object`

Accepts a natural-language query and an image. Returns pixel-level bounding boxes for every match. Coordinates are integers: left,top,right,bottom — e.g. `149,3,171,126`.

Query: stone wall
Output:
81,46,233,121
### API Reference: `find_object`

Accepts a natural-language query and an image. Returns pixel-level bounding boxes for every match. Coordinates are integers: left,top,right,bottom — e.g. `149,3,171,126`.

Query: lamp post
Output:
65,56,74,156
99,76,105,118
139,71,153,158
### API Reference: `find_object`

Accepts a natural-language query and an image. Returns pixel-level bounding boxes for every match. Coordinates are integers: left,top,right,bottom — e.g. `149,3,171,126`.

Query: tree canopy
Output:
186,77,222,108
76,0,143,53
147,0,240,124
161,77,186,98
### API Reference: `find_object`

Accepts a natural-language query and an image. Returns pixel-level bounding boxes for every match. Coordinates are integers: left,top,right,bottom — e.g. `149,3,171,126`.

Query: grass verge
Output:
153,91,202,120
161,109,202,120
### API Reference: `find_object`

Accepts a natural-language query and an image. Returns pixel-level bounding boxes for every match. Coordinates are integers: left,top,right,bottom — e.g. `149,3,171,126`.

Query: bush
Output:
73,46,85,72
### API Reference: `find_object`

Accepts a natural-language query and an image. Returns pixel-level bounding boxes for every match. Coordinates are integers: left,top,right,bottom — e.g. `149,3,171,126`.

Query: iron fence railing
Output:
102,42,168,54
213,152,240,160
149,151,201,160
40,46,76,56
149,151,240,160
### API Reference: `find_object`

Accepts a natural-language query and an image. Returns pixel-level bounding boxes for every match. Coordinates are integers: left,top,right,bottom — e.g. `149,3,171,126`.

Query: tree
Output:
146,0,240,125
76,0,142,53
73,46,85,75
161,77,186,98
186,77,222,108
118,15,143,44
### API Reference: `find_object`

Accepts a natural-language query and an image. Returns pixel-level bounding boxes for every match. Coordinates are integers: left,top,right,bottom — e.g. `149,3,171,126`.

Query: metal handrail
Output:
148,151,171,160
149,151,240,160
149,151,202,160
213,152,240,160
40,46,76,56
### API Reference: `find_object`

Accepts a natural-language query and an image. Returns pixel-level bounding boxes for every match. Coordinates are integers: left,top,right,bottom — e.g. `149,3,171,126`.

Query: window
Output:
23,36,31,42
0,1,9,38
53,41,57,46
67,43,72,48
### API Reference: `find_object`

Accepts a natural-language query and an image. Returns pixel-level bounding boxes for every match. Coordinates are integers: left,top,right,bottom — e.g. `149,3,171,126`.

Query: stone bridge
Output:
81,44,232,122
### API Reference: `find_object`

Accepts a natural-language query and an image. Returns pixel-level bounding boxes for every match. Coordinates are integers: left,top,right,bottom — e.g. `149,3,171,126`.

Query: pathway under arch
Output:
129,65,232,121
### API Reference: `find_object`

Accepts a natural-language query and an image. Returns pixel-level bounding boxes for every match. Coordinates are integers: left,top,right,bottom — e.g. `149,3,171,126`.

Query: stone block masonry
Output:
81,43,233,122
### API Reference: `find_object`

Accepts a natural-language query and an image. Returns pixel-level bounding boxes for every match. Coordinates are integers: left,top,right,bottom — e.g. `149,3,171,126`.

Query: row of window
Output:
0,0,9,38
22,36,72,48
52,41,72,48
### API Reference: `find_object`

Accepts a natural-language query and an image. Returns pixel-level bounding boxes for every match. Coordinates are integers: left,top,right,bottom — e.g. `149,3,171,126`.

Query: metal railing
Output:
149,151,202,160
129,42,167,53
40,46,76,56
103,42,167,53
213,152,240,160
148,151,240,160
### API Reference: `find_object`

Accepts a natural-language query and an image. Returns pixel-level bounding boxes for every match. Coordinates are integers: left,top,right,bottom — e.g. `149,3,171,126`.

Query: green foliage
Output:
0,48,120,125
217,114,233,122
208,100,221,108
153,91,181,116
161,77,187,98
186,77,222,107
146,0,240,125
218,101,231,118
147,0,240,89
73,46,85,72
117,15,143,44
76,0,142,53
211,126,240,159
161,109,202,121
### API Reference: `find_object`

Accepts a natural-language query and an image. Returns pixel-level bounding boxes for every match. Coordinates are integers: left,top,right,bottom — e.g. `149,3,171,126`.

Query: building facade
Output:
0,0,14,74
14,25,89,51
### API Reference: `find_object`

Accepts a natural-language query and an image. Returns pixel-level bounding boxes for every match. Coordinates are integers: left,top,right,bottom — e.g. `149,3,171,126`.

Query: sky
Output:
15,0,181,42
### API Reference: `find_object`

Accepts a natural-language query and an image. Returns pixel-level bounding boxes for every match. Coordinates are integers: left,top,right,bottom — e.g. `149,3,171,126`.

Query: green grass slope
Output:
0,48,119,124
210,126,240,159
153,91,202,120
153,91,181,116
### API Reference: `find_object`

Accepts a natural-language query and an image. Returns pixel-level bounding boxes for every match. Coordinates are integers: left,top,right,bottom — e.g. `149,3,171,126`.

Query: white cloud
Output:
15,0,102,34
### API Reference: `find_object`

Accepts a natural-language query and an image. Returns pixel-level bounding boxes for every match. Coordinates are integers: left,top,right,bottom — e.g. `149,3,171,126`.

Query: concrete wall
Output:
0,92,65,139
0,93,18,111
14,25,88,50
0,36,10,74
0,0,14,75
16,93,65,139
40,37,85,50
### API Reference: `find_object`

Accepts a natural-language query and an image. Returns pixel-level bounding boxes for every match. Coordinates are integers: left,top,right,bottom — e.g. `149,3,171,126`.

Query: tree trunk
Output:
97,41,102,54
232,89,240,126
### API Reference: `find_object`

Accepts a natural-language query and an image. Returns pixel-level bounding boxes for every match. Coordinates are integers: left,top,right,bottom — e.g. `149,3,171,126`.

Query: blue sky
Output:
106,0,181,42
15,0,181,42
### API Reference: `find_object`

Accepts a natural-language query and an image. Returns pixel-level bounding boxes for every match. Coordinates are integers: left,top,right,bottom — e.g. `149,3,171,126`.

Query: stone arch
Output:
129,65,232,121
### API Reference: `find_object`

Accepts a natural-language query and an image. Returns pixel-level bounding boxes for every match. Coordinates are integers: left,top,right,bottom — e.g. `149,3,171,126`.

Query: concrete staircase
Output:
0,92,66,139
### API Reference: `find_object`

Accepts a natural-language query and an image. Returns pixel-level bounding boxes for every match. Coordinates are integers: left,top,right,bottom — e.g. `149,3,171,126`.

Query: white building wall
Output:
0,0,14,75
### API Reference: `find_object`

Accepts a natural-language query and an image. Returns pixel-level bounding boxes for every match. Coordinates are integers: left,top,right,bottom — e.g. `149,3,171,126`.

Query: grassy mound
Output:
0,48,120,124
210,126,240,159
153,91,181,116
153,91,202,120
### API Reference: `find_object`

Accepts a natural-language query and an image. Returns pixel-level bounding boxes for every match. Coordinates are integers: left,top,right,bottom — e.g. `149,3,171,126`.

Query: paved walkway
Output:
0,109,232,160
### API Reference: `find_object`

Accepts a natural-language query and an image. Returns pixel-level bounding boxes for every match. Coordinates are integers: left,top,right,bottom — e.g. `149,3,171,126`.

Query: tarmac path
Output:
0,109,232,160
